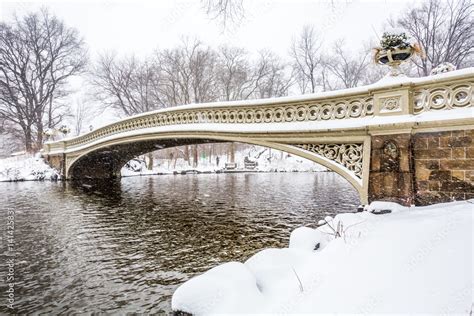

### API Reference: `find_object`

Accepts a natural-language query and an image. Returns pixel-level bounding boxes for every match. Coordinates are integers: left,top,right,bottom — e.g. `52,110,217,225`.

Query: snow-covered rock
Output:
172,200,474,314
366,201,409,214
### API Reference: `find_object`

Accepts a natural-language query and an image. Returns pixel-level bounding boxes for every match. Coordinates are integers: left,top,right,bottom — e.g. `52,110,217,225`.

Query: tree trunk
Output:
36,120,44,151
208,144,212,163
184,145,190,165
48,98,54,128
24,126,33,153
229,143,235,163
193,144,198,168
168,150,173,169
147,152,153,170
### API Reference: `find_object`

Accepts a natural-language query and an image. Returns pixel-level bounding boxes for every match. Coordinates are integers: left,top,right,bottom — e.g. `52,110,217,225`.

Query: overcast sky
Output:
0,0,422,127
1,0,421,57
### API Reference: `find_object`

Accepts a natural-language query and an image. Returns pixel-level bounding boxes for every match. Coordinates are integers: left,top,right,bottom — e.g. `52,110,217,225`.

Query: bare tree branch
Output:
290,25,324,93
203,0,245,29
324,39,370,89
392,0,473,76
0,8,87,151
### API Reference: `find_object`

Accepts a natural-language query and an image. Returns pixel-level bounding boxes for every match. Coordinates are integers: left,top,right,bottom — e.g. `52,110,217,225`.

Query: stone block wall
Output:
369,130,474,206
369,134,414,206
46,154,64,175
413,130,474,205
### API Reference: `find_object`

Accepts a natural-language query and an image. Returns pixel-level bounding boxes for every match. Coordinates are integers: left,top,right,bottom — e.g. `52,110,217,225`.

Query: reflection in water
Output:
0,173,358,313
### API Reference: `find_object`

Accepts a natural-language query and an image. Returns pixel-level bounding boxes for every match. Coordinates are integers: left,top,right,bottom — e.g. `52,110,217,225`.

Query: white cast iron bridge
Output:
43,68,474,205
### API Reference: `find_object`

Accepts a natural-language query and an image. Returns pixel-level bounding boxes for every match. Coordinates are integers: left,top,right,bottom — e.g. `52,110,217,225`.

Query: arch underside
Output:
65,133,369,204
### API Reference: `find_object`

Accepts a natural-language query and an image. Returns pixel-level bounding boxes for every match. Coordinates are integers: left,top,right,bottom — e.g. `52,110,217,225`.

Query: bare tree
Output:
361,63,387,85
290,25,323,93
0,120,23,156
91,53,167,170
324,40,370,89
91,54,164,116
157,38,217,106
72,97,97,136
0,8,87,152
215,47,291,159
252,50,292,98
215,45,251,101
203,0,245,28
156,38,218,166
393,0,473,76
216,46,292,101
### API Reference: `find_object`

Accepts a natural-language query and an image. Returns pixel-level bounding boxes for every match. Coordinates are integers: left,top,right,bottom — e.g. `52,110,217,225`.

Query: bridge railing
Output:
43,68,473,154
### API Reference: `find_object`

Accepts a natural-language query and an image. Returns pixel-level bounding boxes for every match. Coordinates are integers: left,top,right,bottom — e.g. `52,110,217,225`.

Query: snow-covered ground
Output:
0,154,59,181
0,147,325,181
121,148,326,176
172,200,474,314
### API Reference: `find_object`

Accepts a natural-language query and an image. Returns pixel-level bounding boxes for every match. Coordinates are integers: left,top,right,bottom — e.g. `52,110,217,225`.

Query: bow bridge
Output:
43,69,474,206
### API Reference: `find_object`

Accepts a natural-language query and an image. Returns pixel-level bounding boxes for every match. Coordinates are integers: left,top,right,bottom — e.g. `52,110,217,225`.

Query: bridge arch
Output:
64,132,370,204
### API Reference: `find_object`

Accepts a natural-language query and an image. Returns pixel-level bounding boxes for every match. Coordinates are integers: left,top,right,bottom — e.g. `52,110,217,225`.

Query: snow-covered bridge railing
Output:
46,68,472,153
43,68,474,206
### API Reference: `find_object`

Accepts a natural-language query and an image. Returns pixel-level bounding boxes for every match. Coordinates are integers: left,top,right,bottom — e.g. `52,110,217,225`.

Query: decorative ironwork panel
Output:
64,95,375,148
413,82,473,114
294,143,363,179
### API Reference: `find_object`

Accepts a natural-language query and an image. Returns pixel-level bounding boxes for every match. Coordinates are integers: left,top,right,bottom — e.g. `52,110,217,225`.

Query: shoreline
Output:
0,169,334,183
171,199,473,314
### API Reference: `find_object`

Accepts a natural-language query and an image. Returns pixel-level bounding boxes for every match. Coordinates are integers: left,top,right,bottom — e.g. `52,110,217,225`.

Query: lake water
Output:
0,172,359,313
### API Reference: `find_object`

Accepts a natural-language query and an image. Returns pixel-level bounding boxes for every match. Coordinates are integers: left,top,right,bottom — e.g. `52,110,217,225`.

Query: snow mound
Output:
245,248,314,299
431,62,457,75
171,262,264,314
289,227,322,251
0,155,59,181
172,200,474,314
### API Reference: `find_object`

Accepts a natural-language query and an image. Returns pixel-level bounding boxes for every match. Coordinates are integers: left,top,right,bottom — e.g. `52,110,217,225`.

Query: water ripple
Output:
0,172,358,313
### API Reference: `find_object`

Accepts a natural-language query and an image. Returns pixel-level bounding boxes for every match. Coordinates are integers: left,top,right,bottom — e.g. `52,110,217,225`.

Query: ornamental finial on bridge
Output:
373,30,423,77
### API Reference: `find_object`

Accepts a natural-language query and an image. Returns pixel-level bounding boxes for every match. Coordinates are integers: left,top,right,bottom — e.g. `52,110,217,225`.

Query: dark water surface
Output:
1,172,359,313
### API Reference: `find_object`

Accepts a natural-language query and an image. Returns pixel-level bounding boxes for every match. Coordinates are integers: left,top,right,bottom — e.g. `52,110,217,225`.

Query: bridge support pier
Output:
369,130,474,206
45,154,66,178
369,133,415,206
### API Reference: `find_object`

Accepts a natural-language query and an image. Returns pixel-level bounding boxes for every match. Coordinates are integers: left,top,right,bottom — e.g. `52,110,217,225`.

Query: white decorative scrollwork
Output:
413,83,473,114
294,143,363,179
380,97,401,112
64,96,375,148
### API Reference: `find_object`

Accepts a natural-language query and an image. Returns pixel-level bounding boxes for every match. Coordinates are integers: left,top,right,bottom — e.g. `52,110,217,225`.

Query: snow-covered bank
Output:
121,148,325,176
172,200,474,314
0,155,59,182
0,146,325,181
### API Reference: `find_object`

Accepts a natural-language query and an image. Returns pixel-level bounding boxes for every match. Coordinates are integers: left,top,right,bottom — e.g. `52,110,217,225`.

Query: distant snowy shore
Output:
172,200,474,314
0,151,326,182
122,151,326,177
0,155,59,182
